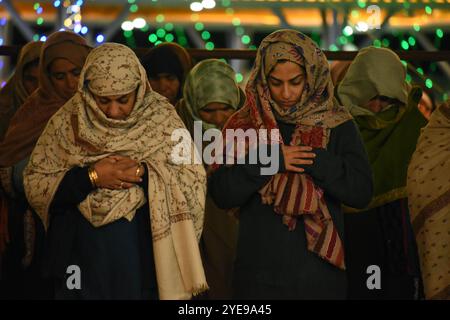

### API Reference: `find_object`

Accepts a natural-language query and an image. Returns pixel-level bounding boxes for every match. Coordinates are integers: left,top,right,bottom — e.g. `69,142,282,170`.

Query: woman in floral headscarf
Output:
407,99,450,300
208,29,373,299
176,59,245,299
24,43,207,300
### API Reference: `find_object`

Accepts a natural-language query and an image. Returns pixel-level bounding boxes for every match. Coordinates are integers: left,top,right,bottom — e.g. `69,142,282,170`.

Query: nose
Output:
66,74,79,91
106,102,122,119
281,84,290,100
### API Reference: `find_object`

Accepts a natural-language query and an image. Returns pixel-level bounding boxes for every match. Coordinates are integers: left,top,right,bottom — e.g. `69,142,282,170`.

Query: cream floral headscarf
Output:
24,43,208,299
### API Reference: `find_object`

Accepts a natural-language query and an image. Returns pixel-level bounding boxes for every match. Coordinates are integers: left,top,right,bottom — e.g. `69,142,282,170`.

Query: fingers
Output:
284,145,313,152
285,164,305,173
289,151,316,159
290,158,314,166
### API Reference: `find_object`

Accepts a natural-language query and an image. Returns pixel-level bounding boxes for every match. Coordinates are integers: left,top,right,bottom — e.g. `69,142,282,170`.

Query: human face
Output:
93,90,137,120
49,58,81,99
198,102,235,129
268,61,305,110
149,73,180,106
418,92,433,120
364,96,395,113
22,62,39,95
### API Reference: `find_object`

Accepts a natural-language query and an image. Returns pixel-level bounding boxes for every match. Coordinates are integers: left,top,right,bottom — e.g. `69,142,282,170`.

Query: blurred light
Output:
0,18,6,26
133,18,146,29
232,18,241,26
155,40,162,46
339,36,348,45
40,35,47,41
357,0,366,8
408,36,416,46
0,60,4,69
190,2,203,12
417,68,424,75
382,38,390,47
53,0,61,7
413,24,420,32
165,34,174,42
425,79,433,89
222,0,231,6
165,23,174,31
405,74,412,83
123,30,133,38
195,22,204,31
205,42,214,50
36,7,43,14
0,38,3,46
355,22,368,32
71,5,80,13
425,6,432,15
202,0,216,9
241,35,251,45
201,31,211,40
76,0,83,5
37,17,44,25
81,26,88,34
235,73,243,83
64,18,72,27
329,44,339,51
33,34,40,41
343,26,353,36
156,28,166,38
128,0,135,3
96,34,104,43
156,14,165,23
235,27,244,36
121,21,134,31
74,24,82,33
436,29,444,38
401,40,409,50
373,39,381,48
74,14,82,22
1,82,6,88
34,3,40,10
130,4,138,12
225,8,234,15
59,28,66,31
148,34,157,43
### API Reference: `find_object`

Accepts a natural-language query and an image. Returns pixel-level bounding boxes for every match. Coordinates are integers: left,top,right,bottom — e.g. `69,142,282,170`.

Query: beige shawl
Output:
24,43,208,299
407,100,450,300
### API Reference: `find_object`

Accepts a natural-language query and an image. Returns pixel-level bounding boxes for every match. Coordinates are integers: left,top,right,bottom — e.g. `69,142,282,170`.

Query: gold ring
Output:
136,166,141,177
120,182,124,189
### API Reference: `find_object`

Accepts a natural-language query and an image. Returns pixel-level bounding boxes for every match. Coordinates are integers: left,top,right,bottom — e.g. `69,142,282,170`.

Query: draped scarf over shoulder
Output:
0,41,43,140
407,100,450,300
24,43,207,299
0,31,91,167
220,29,352,269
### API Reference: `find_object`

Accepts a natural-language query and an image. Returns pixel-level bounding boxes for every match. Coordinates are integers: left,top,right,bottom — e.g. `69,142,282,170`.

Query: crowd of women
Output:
0,29,448,300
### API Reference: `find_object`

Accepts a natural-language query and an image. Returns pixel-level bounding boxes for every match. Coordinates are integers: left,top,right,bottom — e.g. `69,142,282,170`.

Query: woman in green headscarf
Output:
336,46,427,299
176,59,244,299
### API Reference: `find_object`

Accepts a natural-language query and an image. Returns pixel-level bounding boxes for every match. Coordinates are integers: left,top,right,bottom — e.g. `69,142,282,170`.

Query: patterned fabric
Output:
407,100,450,300
0,31,91,167
24,43,208,299
182,59,242,130
0,41,43,140
220,29,352,269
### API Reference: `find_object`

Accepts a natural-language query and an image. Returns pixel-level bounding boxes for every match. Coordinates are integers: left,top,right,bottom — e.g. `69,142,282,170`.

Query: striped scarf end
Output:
191,283,210,296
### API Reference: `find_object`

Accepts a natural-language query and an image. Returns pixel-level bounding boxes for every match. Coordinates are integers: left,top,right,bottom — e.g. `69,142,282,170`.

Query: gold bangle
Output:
88,166,98,188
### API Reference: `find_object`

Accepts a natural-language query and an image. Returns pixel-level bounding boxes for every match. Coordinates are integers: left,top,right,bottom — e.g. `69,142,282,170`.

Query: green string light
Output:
241,35,251,45
401,40,409,50
165,34,174,42
413,24,420,32
329,44,339,51
357,0,366,9
124,30,133,38
205,42,215,50
235,73,243,83
232,18,241,26
130,4,138,13
373,39,381,48
436,29,444,38
148,34,157,43
33,3,40,10
235,27,244,36
405,74,412,83
339,36,348,45
425,6,432,15
408,36,416,46
226,8,234,15
156,14,165,23
201,31,211,40
33,34,39,41
195,22,204,31
165,23,174,31
155,40,162,46
222,0,231,6
36,17,44,25
156,28,166,38
382,38,390,47
417,68,424,75
425,79,433,89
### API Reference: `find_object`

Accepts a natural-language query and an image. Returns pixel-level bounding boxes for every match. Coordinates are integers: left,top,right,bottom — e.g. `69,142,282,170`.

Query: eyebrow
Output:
99,94,129,101
269,73,304,82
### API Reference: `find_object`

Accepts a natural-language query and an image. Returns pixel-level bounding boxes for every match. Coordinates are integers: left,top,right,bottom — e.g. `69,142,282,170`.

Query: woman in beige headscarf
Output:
0,41,43,141
407,99,450,300
24,43,207,300
0,31,90,299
